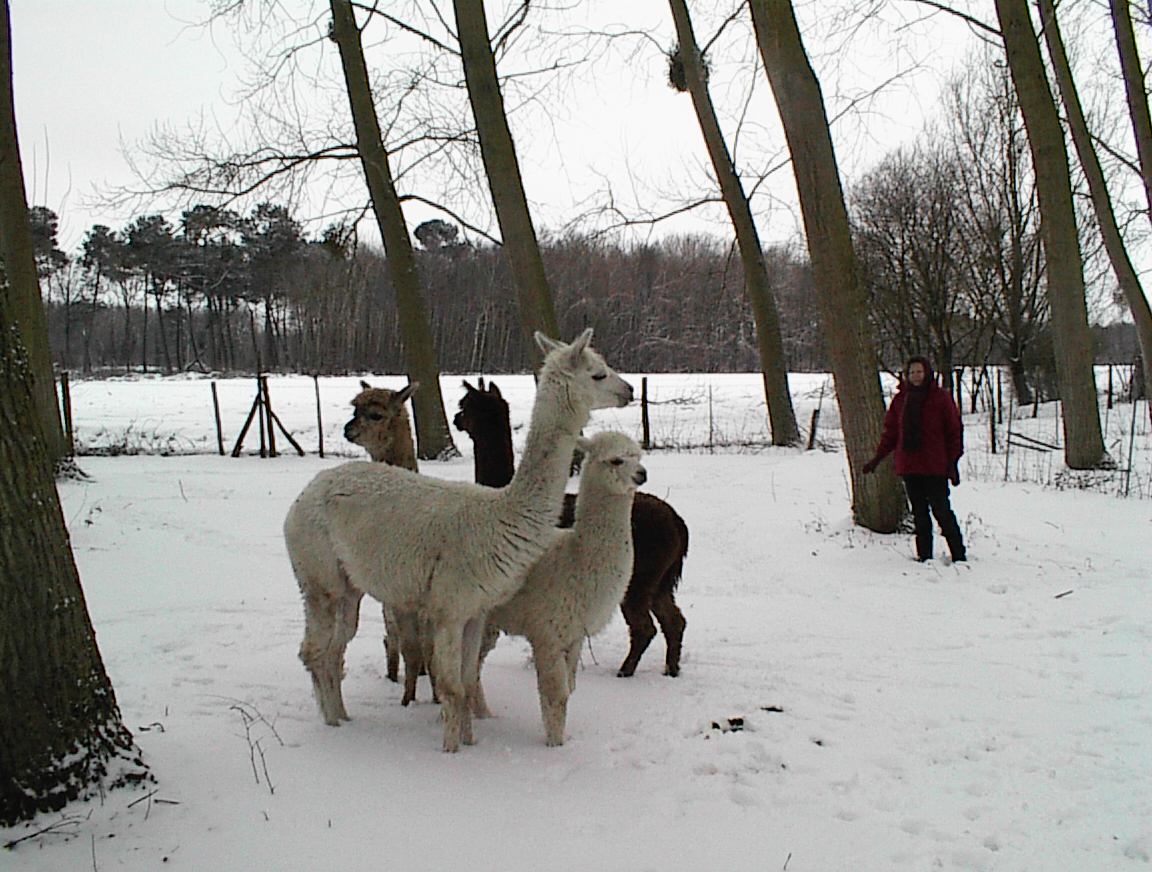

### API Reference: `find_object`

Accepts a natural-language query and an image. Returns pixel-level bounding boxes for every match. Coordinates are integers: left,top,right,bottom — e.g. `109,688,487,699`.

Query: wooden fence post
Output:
641,377,650,450
314,374,324,458
59,372,75,456
210,381,225,455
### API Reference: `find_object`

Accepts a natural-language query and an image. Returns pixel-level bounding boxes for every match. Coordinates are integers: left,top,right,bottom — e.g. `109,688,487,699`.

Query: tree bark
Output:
993,0,1105,468
667,0,800,446
0,1,64,461
1040,0,1152,414
451,0,561,359
1111,0,1152,237
0,220,148,827
749,0,904,531
329,0,457,459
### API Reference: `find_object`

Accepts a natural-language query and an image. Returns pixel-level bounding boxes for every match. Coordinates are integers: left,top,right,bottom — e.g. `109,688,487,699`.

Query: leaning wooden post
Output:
231,391,262,457
210,381,225,455
641,377,651,450
313,374,324,458
59,371,75,456
996,369,1003,425
806,407,820,450
1107,364,1114,410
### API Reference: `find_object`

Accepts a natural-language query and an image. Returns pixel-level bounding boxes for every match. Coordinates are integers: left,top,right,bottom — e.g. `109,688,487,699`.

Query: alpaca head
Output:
453,377,510,441
344,380,419,464
534,328,633,411
575,431,647,496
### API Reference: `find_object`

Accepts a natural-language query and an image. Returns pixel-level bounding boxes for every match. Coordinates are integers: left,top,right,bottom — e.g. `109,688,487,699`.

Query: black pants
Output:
902,475,965,561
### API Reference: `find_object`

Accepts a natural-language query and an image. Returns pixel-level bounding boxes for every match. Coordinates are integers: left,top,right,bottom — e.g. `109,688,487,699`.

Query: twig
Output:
90,833,97,872
1054,589,1074,599
3,815,85,849
783,851,792,870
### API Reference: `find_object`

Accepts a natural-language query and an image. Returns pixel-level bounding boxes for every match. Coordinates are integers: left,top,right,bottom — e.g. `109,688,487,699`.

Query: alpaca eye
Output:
591,373,607,381
610,458,624,466
367,412,384,421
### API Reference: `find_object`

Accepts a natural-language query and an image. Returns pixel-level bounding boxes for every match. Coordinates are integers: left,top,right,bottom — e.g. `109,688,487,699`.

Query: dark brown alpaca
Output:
454,378,688,677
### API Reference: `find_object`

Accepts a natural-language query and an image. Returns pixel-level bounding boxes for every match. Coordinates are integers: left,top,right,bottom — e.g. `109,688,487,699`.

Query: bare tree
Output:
665,0,799,445
993,0,1106,468
451,0,561,357
1040,0,1152,412
329,0,456,459
749,0,904,532
0,1,64,460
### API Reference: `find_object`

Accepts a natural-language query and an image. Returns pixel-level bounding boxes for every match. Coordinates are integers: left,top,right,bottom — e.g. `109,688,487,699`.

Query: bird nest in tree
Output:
667,43,710,93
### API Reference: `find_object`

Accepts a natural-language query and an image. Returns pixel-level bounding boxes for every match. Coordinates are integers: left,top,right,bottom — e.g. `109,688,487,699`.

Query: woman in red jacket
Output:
864,356,967,563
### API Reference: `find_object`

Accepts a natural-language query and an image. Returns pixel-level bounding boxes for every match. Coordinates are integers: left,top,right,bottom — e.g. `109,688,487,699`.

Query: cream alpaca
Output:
476,431,646,746
283,330,632,751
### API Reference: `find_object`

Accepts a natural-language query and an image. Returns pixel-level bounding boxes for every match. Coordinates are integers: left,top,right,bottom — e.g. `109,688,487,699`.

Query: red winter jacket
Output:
873,383,964,477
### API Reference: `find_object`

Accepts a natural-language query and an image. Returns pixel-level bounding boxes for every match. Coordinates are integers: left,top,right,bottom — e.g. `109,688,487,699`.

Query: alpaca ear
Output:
462,379,477,394
477,376,486,391
575,435,592,454
360,380,372,390
396,382,419,404
535,331,563,354
487,381,502,398
569,327,593,355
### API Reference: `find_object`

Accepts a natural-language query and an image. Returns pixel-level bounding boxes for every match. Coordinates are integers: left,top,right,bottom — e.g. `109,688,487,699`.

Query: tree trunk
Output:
667,0,800,446
0,2,65,461
328,0,456,459
749,0,903,531
0,203,148,829
1111,0,1152,236
993,0,1105,468
451,0,561,360
1041,0,1152,414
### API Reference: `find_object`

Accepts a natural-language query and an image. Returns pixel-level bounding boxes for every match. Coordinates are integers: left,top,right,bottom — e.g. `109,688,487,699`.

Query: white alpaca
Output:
475,431,646,746
283,330,633,751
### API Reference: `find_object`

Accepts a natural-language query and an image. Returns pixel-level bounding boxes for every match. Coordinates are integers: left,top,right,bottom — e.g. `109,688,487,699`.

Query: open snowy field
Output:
4,372,1150,871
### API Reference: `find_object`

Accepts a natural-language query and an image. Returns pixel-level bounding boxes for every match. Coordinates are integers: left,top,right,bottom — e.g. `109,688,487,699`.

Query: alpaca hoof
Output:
616,668,635,678
664,666,680,677
545,736,565,747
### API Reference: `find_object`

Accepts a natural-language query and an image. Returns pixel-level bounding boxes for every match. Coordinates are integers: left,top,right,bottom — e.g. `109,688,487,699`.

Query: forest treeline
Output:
34,203,1137,386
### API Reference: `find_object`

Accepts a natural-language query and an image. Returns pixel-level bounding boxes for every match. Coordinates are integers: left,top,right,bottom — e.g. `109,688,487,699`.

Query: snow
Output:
4,372,1151,871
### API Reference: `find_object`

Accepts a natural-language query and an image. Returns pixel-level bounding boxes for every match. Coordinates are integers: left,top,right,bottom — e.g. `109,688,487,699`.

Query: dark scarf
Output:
900,357,935,454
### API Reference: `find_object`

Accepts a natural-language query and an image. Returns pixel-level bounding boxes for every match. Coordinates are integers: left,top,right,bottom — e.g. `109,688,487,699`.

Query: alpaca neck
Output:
473,421,514,488
503,370,587,518
572,482,633,539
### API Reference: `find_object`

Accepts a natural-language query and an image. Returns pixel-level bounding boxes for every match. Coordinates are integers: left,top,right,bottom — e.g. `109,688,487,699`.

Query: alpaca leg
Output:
469,621,499,719
382,603,400,683
299,584,362,725
395,610,424,706
651,589,687,677
431,622,467,752
565,641,581,693
533,646,571,747
617,593,657,678
458,617,484,734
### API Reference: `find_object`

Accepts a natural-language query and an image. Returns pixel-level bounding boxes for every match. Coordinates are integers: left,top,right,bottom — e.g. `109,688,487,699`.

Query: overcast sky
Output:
11,1,975,253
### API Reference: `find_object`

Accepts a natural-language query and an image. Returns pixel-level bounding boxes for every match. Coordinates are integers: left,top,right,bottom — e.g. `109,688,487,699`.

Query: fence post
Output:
260,375,277,458
314,374,324,458
210,381,225,455
59,372,75,456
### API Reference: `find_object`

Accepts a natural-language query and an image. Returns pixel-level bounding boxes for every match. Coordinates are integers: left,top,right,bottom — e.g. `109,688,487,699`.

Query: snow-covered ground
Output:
4,372,1150,871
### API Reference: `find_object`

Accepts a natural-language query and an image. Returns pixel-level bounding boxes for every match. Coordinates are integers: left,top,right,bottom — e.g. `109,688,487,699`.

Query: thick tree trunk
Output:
0,2,64,461
328,0,456,459
749,0,903,531
1041,0,1152,413
667,0,800,446
451,0,561,359
0,243,148,828
994,0,1105,469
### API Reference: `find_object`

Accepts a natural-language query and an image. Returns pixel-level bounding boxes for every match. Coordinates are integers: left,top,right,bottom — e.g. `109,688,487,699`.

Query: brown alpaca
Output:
344,380,434,705
453,378,689,677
